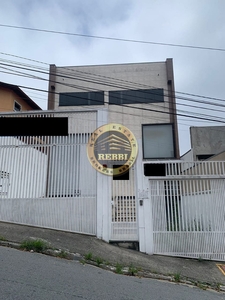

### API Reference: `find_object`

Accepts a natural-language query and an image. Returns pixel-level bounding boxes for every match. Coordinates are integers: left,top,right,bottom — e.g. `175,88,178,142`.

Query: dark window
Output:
197,154,214,160
144,163,166,176
14,101,21,111
59,91,104,106
109,89,164,105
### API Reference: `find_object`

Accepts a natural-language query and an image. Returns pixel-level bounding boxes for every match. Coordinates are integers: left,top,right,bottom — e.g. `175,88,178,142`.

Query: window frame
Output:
59,91,104,106
14,101,22,112
142,123,175,159
109,88,164,105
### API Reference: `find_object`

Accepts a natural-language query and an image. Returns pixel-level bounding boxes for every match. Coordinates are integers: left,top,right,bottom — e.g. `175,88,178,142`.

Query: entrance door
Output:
110,166,138,241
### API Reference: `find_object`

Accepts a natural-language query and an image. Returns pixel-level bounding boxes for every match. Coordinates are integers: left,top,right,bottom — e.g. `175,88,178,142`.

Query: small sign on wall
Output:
138,189,149,199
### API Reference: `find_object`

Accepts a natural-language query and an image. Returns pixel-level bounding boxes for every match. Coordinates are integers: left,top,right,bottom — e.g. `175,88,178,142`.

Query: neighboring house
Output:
0,81,42,112
0,81,42,199
181,126,225,161
48,58,180,159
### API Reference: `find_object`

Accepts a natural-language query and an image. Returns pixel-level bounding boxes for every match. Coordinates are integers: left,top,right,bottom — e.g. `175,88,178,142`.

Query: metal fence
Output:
150,161,225,261
0,111,97,235
2,111,225,255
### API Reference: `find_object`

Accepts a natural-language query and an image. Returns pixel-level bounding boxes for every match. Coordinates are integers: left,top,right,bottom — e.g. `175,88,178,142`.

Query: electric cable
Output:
2,65,225,124
1,56,225,125
1,55,225,104
0,23,225,52
1,66,225,126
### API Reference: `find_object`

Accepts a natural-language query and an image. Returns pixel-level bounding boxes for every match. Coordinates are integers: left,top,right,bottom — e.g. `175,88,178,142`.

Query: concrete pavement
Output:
0,221,225,292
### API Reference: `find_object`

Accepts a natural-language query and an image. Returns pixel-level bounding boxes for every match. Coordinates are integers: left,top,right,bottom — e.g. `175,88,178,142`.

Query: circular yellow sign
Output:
87,123,138,176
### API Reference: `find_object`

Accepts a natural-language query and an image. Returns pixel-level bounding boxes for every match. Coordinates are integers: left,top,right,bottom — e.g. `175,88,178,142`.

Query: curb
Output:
0,240,224,293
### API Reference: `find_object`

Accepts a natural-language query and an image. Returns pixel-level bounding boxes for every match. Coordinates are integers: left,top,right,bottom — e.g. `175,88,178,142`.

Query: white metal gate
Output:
0,111,97,235
151,161,225,261
110,166,138,241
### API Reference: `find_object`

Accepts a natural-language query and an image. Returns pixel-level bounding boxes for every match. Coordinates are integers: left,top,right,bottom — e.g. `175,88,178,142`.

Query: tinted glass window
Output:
109,89,164,105
59,91,104,106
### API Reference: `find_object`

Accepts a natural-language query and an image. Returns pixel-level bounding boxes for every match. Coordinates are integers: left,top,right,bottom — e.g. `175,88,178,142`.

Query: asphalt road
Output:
0,246,224,300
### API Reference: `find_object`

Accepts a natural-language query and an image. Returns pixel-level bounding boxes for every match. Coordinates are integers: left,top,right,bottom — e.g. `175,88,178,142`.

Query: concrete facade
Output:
191,126,225,160
181,126,225,161
208,151,225,161
48,59,179,158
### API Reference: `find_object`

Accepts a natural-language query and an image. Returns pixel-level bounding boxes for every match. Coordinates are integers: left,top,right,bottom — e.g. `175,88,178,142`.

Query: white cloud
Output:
0,0,225,155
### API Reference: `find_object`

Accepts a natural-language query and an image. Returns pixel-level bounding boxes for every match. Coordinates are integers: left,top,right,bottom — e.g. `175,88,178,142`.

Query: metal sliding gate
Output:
151,161,225,261
0,111,97,235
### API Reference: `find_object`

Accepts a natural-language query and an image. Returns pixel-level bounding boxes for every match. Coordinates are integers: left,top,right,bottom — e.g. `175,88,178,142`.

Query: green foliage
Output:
96,257,103,266
80,259,86,265
115,263,123,274
84,252,93,260
0,235,6,241
57,250,68,259
128,265,138,276
216,283,221,291
174,273,181,282
196,282,207,290
20,239,48,253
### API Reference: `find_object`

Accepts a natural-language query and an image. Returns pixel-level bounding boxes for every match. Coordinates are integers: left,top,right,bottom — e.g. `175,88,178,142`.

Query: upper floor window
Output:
142,123,175,159
14,101,21,111
59,91,104,106
109,88,164,105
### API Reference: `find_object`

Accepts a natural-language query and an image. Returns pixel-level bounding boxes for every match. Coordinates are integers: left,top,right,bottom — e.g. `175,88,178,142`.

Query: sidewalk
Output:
0,221,224,291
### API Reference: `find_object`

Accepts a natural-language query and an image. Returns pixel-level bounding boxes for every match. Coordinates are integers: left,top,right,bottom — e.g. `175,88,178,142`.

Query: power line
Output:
1,75,225,130
1,60,225,124
2,59,225,111
1,53,225,104
1,56,225,151
0,23,225,52
0,51,48,65
1,56,225,125
15,84,225,124
2,62,225,122
48,61,225,104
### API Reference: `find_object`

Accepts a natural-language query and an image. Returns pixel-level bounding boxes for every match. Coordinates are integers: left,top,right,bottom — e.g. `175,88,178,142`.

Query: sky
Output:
0,0,225,155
